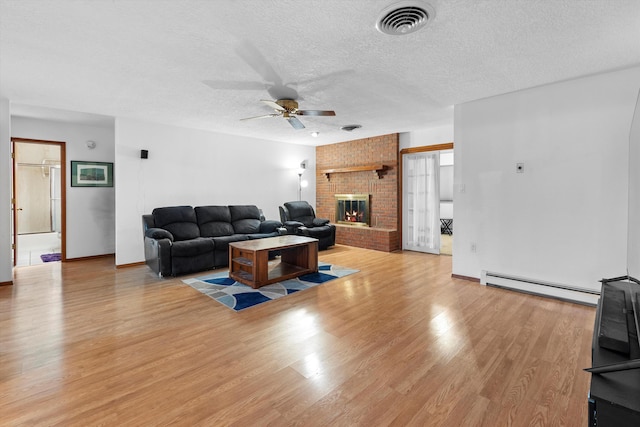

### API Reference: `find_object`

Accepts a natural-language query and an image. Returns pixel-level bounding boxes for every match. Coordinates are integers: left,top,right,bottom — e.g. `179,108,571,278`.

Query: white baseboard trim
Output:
481,270,599,306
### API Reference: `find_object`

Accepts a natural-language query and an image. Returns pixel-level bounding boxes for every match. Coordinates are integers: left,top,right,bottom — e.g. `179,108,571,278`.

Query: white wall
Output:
11,117,116,259
453,66,640,291
399,121,454,150
115,118,316,266
0,98,12,283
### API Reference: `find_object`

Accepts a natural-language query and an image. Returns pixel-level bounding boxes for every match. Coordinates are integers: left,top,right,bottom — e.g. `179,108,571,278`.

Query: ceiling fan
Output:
241,99,336,130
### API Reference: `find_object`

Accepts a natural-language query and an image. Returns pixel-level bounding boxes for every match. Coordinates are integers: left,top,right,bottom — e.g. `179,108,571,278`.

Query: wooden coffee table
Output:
228,235,318,289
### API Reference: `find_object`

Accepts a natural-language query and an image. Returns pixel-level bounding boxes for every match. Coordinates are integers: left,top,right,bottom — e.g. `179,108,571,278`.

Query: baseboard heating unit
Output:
481,271,600,306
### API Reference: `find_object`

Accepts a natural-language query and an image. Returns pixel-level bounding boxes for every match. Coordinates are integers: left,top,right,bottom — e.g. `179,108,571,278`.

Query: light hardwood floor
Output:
0,245,595,426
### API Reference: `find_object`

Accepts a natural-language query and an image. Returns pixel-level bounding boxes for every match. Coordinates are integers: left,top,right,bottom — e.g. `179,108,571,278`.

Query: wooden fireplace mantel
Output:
319,164,387,180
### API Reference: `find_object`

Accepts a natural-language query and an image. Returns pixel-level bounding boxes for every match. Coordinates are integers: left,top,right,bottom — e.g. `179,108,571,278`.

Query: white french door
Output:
403,152,440,254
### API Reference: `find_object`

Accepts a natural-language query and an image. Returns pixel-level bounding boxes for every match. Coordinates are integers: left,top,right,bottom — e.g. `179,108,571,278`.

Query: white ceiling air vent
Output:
376,1,435,35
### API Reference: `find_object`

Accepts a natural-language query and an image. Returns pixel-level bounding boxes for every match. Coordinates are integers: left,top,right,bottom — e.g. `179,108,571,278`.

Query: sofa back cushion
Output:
195,206,234,237
152,206,200,241
284,201,315,227
229,205,261,234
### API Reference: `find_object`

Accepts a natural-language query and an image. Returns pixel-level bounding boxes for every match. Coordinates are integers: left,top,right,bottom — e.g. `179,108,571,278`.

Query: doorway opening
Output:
439,149,454,256
403,151,441,254
12,138,66,266
400,142,454,256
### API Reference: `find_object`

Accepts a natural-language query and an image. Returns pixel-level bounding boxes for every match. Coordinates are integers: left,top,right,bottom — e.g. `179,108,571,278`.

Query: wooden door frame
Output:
11,137,67,265
398,142,454,250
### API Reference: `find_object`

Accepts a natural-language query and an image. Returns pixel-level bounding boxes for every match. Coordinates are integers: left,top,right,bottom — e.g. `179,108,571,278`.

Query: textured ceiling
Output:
1,0,639,146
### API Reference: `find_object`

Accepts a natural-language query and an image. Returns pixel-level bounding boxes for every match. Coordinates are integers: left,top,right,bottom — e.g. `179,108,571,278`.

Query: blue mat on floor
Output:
182,262,358,311
40,253,61,262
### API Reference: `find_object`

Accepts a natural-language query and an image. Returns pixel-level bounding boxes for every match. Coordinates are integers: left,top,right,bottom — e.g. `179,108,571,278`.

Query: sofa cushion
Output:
284,201,315,227
170,237,214,257
299,225,334,239
195,206,234,237
247,232,279,240
152,206,200,241
259,219,282,234
170,239,215,276
229,205,261,234
212,234,249,251
233,219,261,234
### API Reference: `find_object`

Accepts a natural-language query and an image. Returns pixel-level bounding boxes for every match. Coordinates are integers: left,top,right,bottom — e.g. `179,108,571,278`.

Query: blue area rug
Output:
182,262,358,311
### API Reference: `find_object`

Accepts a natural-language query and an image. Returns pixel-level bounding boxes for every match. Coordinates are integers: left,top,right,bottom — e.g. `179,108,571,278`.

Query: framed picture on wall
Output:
71,161,113,187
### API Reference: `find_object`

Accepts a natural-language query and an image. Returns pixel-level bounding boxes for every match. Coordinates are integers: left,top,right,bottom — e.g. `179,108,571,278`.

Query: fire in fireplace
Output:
335,194,370,227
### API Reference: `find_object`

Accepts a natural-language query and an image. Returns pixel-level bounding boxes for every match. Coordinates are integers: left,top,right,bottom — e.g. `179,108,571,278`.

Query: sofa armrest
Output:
284,220,304,228
144,236,173,277
312,218,330,227
145,227,174,241
259,219,283,233
283,220,304,234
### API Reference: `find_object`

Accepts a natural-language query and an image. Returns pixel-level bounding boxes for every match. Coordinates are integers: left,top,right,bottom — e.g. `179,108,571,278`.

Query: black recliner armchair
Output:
279,201,336,250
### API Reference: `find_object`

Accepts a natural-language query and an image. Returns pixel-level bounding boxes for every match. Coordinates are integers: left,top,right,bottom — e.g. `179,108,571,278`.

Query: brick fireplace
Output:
316,134,400,252
335,194,370,226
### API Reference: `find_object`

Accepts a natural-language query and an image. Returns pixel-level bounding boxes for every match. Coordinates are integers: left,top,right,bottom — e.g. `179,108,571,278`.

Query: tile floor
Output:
440,233,452,255
15,232,61,266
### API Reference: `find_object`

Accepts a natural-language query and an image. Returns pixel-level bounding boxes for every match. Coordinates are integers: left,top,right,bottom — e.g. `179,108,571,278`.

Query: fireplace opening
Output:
335,194,370,227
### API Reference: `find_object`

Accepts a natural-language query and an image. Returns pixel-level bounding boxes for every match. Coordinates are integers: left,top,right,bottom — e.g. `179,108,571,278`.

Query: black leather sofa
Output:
279,201,336,250
142,205,282,277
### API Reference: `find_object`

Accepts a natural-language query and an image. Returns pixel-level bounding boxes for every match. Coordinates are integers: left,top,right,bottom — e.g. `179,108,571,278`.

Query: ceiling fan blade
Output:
287,116,305,130
202,80,266,90
260,99,286,111
240,113,279,121
296,109,336,117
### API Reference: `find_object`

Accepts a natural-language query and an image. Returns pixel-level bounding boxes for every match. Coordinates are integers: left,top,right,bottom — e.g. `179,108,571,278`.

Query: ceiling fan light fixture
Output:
340,124,362,132
376,1,435,36
242,98,336,130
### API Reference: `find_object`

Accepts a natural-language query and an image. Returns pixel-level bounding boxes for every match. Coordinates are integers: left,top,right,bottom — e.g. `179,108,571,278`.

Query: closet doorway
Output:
400,142,454,255
12,138,66,266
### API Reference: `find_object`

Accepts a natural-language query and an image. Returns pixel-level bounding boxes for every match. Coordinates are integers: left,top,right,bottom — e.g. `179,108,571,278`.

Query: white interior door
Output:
403,152,440,254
